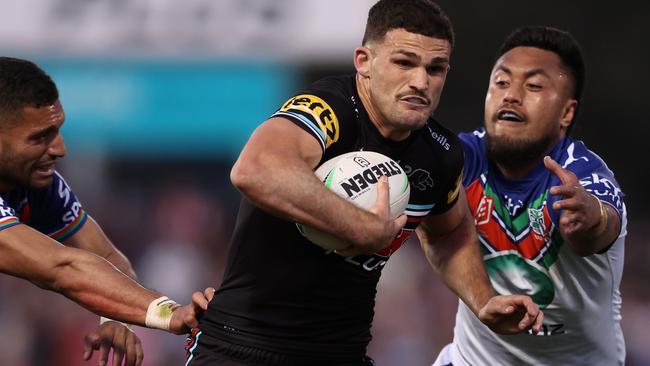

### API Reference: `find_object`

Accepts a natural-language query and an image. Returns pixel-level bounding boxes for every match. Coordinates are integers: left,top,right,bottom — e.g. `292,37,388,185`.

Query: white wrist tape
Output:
99,316,133,331
145,296,180,331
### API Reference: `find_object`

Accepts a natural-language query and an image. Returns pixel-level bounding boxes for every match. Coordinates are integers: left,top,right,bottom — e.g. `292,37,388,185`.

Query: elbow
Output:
229,160,250,193
230,155,268,197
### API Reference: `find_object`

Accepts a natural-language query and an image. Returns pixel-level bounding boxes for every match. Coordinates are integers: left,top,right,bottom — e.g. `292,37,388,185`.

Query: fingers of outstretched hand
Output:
123,331,143,366
111,349,124,366
504,296,544,334
134,334,144,366
82,326,118,366
516,298,541,330
543,156,578,185
549,184,581,198
481,295,543,333
83,332,100,361
83,323,141,366
531,308,545,334
110,328,126,366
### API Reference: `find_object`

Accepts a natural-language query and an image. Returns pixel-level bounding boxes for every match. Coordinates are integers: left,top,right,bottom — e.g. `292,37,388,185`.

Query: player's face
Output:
484,46,577,159
364,29,451,138
0,101,67,191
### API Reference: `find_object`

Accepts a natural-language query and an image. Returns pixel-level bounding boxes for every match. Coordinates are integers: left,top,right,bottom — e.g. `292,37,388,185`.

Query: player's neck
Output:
494,160,541,180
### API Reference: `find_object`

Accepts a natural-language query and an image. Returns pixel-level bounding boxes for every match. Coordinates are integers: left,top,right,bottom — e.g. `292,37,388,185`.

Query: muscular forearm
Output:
419,215,495,315
231,135,383,248
47,246,157,326
105,249,138,280
64,216,138,280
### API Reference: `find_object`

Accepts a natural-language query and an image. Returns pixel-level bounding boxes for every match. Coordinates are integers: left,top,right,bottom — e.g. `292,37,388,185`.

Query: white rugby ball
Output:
297,151,410,250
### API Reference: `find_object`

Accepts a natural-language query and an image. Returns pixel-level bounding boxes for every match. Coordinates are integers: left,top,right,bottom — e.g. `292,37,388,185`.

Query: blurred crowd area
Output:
1,0,649,365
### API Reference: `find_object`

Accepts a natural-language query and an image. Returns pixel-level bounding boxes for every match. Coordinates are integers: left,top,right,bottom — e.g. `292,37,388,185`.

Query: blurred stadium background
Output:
0,0,648,365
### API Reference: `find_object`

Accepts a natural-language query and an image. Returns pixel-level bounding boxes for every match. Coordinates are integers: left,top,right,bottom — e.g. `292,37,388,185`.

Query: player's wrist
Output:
145,296,181,331
589,194,608,235
99,316,133,331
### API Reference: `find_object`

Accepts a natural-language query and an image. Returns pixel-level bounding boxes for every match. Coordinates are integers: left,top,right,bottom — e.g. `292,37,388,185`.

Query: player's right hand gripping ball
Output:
297,151,410,250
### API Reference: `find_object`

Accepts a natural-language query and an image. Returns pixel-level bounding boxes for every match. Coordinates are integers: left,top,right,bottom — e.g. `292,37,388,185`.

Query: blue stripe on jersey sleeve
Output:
272,111,326,151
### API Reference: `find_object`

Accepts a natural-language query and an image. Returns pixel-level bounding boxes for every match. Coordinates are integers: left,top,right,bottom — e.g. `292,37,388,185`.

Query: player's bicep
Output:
236,117,323,171
418,189,470,239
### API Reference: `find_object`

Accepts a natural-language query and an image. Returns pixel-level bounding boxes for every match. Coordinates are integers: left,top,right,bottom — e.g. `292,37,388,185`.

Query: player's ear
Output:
560,98,577,131
354,46,372,78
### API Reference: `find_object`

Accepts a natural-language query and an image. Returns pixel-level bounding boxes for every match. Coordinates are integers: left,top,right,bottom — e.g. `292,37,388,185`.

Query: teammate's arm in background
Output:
230,117,405,254
0,224,210,365
417,189,544,334
63,216,143,366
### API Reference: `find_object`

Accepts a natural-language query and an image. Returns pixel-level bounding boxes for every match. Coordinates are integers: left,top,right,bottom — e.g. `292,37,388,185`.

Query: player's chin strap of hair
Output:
100,296,180,332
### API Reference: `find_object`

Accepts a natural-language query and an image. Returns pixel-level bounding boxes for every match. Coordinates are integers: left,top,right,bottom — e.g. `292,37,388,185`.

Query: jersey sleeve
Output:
28,171,88,241
458,128,487,187
548,140,625,224
429,130,465,216
0,197,21,232
269,78,355,154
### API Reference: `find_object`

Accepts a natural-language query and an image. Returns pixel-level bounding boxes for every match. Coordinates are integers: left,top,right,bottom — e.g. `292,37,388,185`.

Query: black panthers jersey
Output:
202,75,464,362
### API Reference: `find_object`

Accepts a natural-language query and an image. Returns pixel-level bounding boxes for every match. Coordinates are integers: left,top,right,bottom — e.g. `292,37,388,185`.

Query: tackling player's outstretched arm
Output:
230,117,405,254
0,224,208,332
417,189,544,334
64,215,137,279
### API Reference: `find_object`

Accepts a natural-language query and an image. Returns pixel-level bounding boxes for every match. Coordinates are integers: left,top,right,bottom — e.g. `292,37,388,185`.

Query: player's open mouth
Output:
496,109,524,122
35,165,55,175
399,96,430,107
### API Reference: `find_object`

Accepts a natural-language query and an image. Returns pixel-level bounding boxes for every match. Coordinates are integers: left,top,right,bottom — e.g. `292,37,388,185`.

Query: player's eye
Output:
527,83,542,91
427,65,447,75
393,59,414,68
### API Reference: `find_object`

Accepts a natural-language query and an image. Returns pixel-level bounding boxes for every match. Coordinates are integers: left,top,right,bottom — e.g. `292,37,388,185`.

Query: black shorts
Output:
185,328,376,366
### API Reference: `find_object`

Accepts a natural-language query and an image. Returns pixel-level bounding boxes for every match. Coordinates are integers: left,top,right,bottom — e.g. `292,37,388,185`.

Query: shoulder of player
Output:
28,171,74,203
556,138,612,175
423,119,463,159
275,74,359,152
297,74,357,109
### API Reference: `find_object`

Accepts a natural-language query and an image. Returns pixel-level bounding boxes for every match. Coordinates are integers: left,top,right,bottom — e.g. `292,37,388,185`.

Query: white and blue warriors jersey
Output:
446,128,626,366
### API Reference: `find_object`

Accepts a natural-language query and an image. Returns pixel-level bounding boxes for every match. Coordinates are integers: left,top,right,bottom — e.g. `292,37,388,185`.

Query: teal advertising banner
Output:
40,60,297,158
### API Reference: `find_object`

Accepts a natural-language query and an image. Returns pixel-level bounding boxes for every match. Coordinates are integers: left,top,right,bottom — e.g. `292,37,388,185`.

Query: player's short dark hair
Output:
362,0,454,48
496,26,585,105
0,57,59,123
